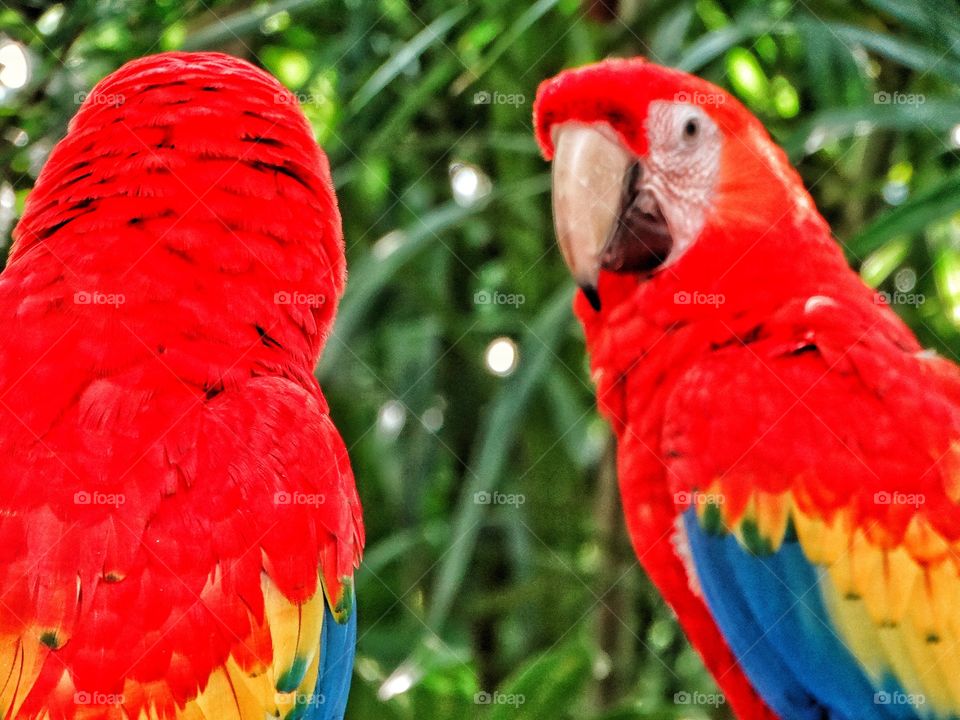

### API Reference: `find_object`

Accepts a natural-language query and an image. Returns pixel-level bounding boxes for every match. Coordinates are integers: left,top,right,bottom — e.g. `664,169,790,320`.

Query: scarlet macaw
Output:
0,52,362,718
535,58,959,720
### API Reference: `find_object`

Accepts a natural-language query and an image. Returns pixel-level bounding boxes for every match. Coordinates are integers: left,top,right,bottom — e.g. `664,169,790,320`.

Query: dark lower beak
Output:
551,125,673,311
599,161,672,275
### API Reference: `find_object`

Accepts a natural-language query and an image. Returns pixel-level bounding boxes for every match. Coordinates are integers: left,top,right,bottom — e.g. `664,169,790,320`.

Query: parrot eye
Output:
682,117,700,141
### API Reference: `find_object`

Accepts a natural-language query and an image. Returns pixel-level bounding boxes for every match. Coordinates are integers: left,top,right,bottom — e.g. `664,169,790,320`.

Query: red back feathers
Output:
0,52,362,718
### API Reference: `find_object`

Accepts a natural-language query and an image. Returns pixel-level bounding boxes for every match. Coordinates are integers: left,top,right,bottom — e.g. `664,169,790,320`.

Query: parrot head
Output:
534,58,831,314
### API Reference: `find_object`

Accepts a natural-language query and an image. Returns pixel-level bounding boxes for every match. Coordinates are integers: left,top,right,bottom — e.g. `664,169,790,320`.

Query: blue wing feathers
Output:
682,512,827,720
682,511,921,720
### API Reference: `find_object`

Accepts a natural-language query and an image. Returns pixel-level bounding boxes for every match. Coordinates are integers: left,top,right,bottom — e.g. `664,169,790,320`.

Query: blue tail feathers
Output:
304,599,357,720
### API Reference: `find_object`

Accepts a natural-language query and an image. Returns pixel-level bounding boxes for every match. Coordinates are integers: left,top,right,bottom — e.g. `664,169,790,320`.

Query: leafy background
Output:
1,0,959,718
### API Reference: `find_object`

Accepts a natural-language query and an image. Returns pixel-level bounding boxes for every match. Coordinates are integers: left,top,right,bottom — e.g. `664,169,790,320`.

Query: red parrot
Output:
0,52,363,718
534,58,960,720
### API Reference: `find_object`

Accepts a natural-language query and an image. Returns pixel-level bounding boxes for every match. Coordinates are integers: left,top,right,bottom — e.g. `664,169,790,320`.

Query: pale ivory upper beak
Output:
551,124,633,309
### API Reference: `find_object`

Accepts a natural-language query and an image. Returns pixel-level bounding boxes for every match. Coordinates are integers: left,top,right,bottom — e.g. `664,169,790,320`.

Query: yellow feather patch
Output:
793,505,960,719
0,635,45,718
708,490,960,718
155,573,327,719
262,573,326,696
4,572,338,720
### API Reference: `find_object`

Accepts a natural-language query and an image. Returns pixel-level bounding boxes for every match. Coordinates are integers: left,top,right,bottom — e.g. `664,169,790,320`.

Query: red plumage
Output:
0,52,362,717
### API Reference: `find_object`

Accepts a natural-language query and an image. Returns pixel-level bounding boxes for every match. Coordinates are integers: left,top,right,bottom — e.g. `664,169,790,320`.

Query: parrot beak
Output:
550,124,673,311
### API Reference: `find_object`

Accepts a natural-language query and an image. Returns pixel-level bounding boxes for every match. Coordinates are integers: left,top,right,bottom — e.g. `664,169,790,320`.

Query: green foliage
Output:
1,1,959,718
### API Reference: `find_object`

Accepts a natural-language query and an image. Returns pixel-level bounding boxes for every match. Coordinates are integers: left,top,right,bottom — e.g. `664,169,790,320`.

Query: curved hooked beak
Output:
550,124,673,311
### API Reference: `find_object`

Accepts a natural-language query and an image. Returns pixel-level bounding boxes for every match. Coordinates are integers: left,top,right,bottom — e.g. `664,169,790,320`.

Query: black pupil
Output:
684,118,699,138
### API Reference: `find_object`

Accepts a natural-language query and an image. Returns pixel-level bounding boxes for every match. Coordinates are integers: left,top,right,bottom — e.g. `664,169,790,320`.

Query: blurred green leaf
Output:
828,22,960,82
181,0,322,50
783,100,960,159
848,171,960,256
452,0,560,93
488,636,593,720
349,6,469,113
427,284,574,631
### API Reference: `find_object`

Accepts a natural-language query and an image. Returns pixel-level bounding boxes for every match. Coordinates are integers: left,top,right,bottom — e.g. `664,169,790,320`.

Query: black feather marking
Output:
788,343,818,356
203,382,224,401
255,324,283,349
249,160,312,191
241,134,284,148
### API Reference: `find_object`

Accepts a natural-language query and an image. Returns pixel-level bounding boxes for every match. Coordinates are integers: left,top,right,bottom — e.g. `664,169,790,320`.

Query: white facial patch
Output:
643,101,722,263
